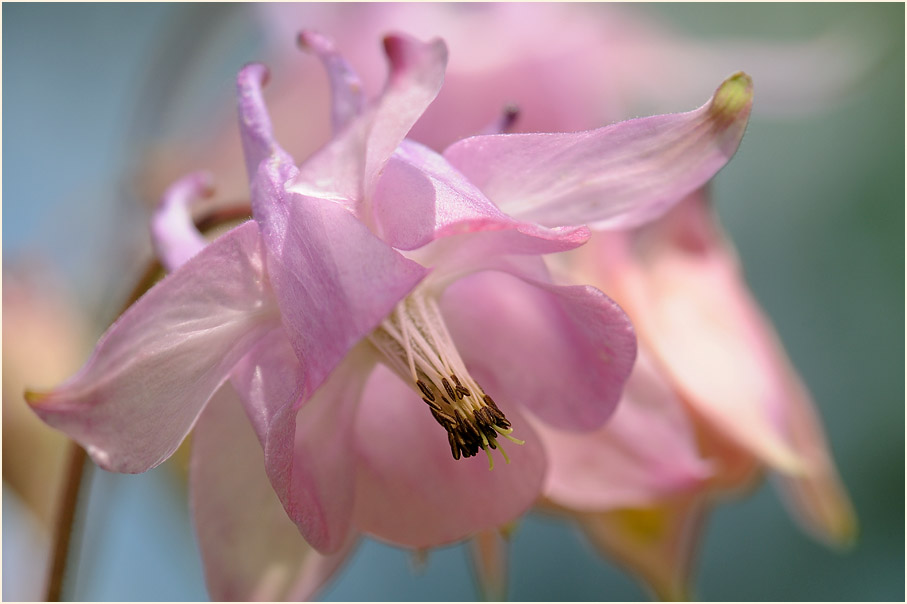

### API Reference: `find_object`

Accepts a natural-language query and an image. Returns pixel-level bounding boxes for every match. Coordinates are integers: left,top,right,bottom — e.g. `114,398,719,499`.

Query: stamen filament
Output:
415,294,454,375
494,439,512,465
483,443,495,471
494,426,525,446
396,303,418,381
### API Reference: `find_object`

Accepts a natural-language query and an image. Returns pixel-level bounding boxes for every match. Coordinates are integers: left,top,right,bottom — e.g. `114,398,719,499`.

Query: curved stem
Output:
45,442,88,601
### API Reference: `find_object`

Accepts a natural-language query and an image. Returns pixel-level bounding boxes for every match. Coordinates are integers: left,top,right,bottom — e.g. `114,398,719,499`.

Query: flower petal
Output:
371,140,514,251
352,364,546,548
633,195,856,543
539,349,712,511
772,353,858,547
572,495,708,601
373,139,589,255
413,224,591,295
26,222,279,473
364,34,448,198
253,158,427,399
151,171,214,272
442,73,753,230
230,332,375,554
289,33,447,216
468,530,510,602
298,30,365,133
191,383,355,601
228,328,302,454
441,265,636,431
609,194,806,473
237,63,295,182
597,191,855,546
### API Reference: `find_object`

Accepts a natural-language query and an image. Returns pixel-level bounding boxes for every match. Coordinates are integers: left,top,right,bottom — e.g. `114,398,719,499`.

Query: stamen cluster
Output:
368,287,523,468
416,376,512,461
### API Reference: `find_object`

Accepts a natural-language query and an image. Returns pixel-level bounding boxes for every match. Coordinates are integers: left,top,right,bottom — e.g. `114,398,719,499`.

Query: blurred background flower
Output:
3,3,903,601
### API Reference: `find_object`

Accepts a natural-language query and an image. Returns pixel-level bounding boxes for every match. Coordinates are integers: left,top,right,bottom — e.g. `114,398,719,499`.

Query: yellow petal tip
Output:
24,389,50,405
710,72,754,121
826,508,860,551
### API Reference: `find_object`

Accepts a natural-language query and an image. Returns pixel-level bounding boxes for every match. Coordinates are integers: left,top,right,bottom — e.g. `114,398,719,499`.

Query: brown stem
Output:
41,202,252,601
45,442,87,601
193,205,252,233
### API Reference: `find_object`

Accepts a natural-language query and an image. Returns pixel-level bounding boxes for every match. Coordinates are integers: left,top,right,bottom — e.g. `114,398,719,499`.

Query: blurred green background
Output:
3,3,903,601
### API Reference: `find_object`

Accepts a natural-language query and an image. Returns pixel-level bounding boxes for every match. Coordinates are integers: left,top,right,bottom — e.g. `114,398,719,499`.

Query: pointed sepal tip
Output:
709,71,754,122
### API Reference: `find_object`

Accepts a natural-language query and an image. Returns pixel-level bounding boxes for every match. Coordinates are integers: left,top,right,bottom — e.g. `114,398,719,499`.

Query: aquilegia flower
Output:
28,31,752,599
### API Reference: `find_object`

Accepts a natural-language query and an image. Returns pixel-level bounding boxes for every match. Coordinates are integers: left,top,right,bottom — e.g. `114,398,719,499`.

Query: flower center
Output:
367,286,523,469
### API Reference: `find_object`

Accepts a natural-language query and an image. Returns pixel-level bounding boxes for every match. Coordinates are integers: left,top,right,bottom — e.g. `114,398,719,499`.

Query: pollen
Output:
367,286,523,469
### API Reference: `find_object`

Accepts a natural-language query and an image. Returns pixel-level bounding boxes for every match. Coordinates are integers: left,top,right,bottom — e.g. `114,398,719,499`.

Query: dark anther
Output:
480,395,511,429
442,377,457,401
451,375,471,398
430,408,457,427
453,423,480,458
474,407,495,428
416,380,435,401
455,409,480,440
448,431,461,460
482,424,498,441
422,397,442,412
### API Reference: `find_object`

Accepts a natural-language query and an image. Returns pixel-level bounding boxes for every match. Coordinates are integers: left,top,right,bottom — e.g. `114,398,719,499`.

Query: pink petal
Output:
611,194,805,473
598,191,855,546
539,349,712,511
441,264,636,431
372,140,589,254
191,383,355,601
352,364,546,548
634,195,856,544
412,223,590,293
151,171,214,272
237,60,427,397
236,63,295,182
572,495,707,601
252,158,427,399
289,33,447,216
27,222,279,473
230,332,376,554
365,34,448,197
772,364,857,547
371,140,514,251
442,73,753,230
228,328,302,451
298,30,365,133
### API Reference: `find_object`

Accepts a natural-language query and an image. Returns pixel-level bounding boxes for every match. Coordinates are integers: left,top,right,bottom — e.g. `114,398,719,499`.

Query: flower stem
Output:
45,441,88,601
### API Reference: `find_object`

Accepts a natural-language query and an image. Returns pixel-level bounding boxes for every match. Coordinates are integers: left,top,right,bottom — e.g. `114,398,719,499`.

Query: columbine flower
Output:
28,31,752,600
543,189,857,600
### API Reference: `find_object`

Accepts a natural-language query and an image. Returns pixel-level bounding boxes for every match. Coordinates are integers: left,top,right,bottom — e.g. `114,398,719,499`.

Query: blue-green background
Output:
3,3,903,601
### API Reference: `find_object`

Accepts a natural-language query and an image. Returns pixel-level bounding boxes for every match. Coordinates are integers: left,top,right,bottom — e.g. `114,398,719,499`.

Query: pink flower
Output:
28,31,752,600
542,189,857,599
